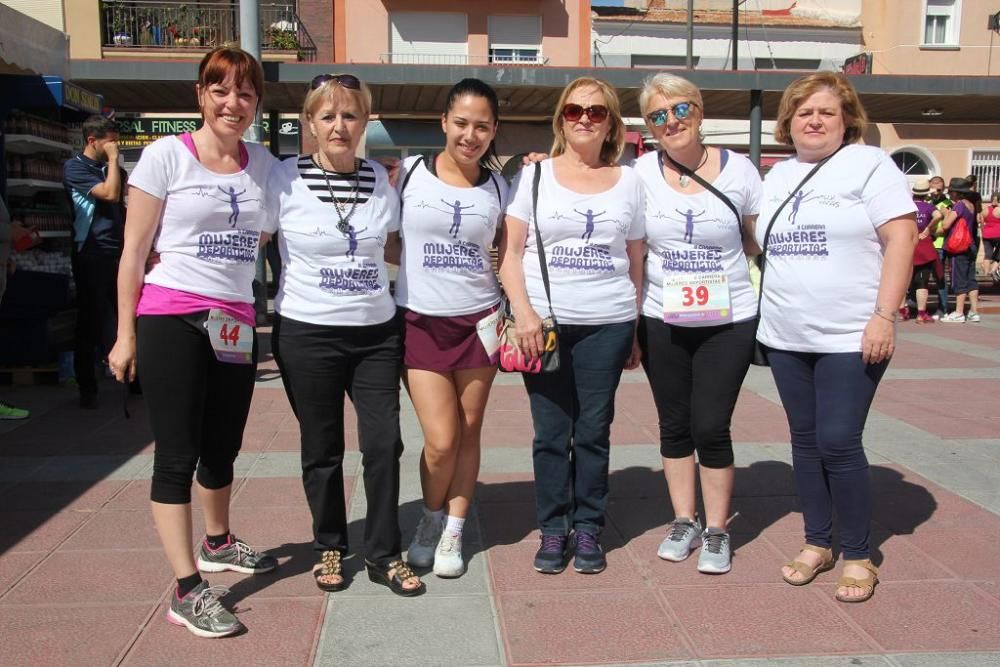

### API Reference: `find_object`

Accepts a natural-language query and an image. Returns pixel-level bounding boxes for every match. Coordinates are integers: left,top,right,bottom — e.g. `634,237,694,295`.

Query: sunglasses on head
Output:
646,102,696,126
310,73,361,91
561,103,610,124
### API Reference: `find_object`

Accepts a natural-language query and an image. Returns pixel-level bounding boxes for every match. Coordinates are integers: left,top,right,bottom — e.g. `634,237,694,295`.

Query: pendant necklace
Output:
316,152,360,234
676,147,709,188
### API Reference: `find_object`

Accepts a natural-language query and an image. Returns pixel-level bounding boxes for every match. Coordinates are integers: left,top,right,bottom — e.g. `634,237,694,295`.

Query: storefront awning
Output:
0,4,68,78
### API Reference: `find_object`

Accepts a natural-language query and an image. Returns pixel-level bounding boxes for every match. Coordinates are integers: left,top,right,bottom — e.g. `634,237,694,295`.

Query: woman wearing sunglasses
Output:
391,79,508,579
108,47,278,638
264,73,424,596
634,73,762,575
498,77,644,575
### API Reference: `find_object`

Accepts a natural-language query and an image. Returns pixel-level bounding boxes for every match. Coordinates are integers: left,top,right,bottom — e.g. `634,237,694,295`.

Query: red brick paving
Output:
874,379,1000,438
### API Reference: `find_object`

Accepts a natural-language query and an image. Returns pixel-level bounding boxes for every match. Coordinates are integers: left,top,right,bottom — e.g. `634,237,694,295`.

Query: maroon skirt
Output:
402,305,498,371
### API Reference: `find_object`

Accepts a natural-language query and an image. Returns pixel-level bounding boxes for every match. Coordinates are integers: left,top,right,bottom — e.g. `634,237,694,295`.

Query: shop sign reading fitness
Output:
113,117,300,151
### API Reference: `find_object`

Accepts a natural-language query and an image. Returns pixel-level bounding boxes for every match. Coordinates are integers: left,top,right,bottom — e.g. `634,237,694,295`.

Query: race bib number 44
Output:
663,272,733,324
203,309,254,364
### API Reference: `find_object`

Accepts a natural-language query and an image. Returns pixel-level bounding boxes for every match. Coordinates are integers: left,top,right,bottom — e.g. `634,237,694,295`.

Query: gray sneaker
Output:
196,535,277,575
697,528,732,574
166,580,244,638
657,517,703,562
407,513,444,568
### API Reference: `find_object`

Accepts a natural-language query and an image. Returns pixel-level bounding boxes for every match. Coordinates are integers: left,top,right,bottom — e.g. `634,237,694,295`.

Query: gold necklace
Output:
315,152,360,234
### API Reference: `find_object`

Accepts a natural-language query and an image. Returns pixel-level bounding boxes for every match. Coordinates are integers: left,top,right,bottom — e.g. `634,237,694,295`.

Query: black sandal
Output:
365,559,425,597
313,550,346,592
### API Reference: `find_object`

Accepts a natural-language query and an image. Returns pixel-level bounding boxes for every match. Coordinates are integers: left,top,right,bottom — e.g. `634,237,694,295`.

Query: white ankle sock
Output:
444,515,465,536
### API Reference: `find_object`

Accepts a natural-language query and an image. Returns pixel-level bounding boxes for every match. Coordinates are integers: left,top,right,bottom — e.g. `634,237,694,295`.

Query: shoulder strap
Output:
398,155,426,199
531,163,555,320
756,144,846,308
661,150,742,233
488,172,502,203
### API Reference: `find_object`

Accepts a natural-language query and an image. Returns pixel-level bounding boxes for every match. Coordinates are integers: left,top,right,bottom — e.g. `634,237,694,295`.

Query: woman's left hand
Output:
624,335,642,370
861,314,895,364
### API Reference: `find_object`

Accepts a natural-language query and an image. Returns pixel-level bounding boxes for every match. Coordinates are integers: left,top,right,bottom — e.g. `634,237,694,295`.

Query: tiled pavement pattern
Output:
1,316,999,666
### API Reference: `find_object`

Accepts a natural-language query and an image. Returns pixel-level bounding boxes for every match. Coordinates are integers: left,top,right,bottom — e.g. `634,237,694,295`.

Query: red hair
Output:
197,47,264,102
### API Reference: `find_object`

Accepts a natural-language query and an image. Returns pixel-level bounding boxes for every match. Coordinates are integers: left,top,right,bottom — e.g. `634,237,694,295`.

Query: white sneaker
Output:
966,311,981,323
939,312,966,323
407,513,443,568
657,517,703,562
432,532,465,578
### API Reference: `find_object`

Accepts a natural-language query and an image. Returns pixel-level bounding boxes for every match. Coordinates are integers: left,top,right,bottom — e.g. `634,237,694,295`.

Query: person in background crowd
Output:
108,47,278,638
266,73,423,597
928,175,951,318
939,177,981,323
394,79,508,580
498,77,644,576
982,193,1000,285
0,196,30,420
758,72,916,604
634,72,761,575
63,115,126,409
906,179,942,324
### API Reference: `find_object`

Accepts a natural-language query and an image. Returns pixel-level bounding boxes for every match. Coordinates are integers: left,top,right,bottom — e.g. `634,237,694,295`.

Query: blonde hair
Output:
774,71,868,146
638,72,704,116
549,77,625,165
302,74,372,121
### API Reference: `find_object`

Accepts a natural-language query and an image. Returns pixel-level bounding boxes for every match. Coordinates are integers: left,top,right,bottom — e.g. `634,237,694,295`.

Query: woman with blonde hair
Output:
757,72,916,603
634,72,762,575
498,77,644,575
265,73,423,596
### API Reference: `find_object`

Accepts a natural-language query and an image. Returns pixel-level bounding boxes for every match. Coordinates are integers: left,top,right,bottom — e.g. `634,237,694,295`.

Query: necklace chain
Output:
672,147,709,189
316,152,360,233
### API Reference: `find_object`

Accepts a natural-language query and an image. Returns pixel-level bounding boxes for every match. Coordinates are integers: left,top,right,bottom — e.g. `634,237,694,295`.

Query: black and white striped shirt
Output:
297,155,376,206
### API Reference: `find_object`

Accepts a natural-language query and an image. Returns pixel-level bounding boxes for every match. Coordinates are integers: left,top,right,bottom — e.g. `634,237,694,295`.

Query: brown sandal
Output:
835,559,878,603
366,559,425,597
781,545,834,586
313,550,346,592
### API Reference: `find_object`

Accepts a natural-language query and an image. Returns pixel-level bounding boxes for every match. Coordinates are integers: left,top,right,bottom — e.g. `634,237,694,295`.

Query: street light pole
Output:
732,0,739,71
686,0,694,69
239,0,267,321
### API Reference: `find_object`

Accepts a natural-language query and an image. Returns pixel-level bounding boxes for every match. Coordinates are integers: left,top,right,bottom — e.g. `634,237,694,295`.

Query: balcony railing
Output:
380,53,548,66
99,1,317,61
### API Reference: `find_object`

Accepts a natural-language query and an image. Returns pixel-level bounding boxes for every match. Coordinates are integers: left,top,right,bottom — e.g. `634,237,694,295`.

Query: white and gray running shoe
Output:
657,517,703,562
196,535,277,575
407,513,444,568
166,580,244,638
433,532,465,578
697,528,732,574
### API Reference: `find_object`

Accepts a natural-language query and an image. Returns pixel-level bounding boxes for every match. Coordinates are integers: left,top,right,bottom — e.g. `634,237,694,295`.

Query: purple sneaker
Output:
533,534,569,574
572,530,606,574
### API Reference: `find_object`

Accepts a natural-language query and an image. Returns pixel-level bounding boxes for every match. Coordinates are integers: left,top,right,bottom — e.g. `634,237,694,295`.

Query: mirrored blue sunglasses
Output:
646,102,697,126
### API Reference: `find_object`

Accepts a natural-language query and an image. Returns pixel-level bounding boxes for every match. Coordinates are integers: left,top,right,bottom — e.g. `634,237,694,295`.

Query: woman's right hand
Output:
512,306,545,359
107,335,137,383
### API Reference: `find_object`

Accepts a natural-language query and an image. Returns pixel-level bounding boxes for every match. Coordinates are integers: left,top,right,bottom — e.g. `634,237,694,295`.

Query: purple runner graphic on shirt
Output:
570,208,620,243
193,185,260,228
768,224,829,257
787,189,814,225
417,199,490,238
319,260,382,294
422,240,485,272
657,244,724,273
341,224,378,262
196,230,259,264
651,209,713,245
549,243,615,273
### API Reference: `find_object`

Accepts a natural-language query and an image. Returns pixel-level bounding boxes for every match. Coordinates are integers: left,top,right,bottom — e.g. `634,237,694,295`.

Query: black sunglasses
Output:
561,103,610,124
646,101,697,126
310,74,362,91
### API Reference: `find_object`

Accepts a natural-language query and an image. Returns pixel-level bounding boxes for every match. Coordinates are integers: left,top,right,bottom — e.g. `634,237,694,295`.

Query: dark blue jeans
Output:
767,349,889,560
523,320,634,537
936,248,949,313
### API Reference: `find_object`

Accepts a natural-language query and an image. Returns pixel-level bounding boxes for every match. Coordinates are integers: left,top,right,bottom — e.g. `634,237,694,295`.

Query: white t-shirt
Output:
264,156,400,326
129,136,276,303
636,149,761,325
755,144,916,353
505,160,645,325
394,155,508,316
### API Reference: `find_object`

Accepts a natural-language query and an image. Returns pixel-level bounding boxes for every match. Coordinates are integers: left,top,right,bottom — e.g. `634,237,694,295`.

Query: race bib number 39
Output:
663,272,733,324
203,309,254,364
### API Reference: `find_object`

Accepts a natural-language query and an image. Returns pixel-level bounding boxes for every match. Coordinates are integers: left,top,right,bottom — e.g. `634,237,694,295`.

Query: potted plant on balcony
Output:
108,0,132,46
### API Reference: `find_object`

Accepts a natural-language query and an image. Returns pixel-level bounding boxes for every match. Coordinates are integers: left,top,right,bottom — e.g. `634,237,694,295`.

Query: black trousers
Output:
638,316,756,469
137,313,258,504
273,313,404,565
71,252,119,396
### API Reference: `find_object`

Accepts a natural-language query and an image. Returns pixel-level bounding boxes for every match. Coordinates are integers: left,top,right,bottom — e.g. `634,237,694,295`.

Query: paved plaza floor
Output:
1,312,999,666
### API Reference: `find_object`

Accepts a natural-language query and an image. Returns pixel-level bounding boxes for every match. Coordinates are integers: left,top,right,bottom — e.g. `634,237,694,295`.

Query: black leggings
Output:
137,313,258,504
638,316,756,469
